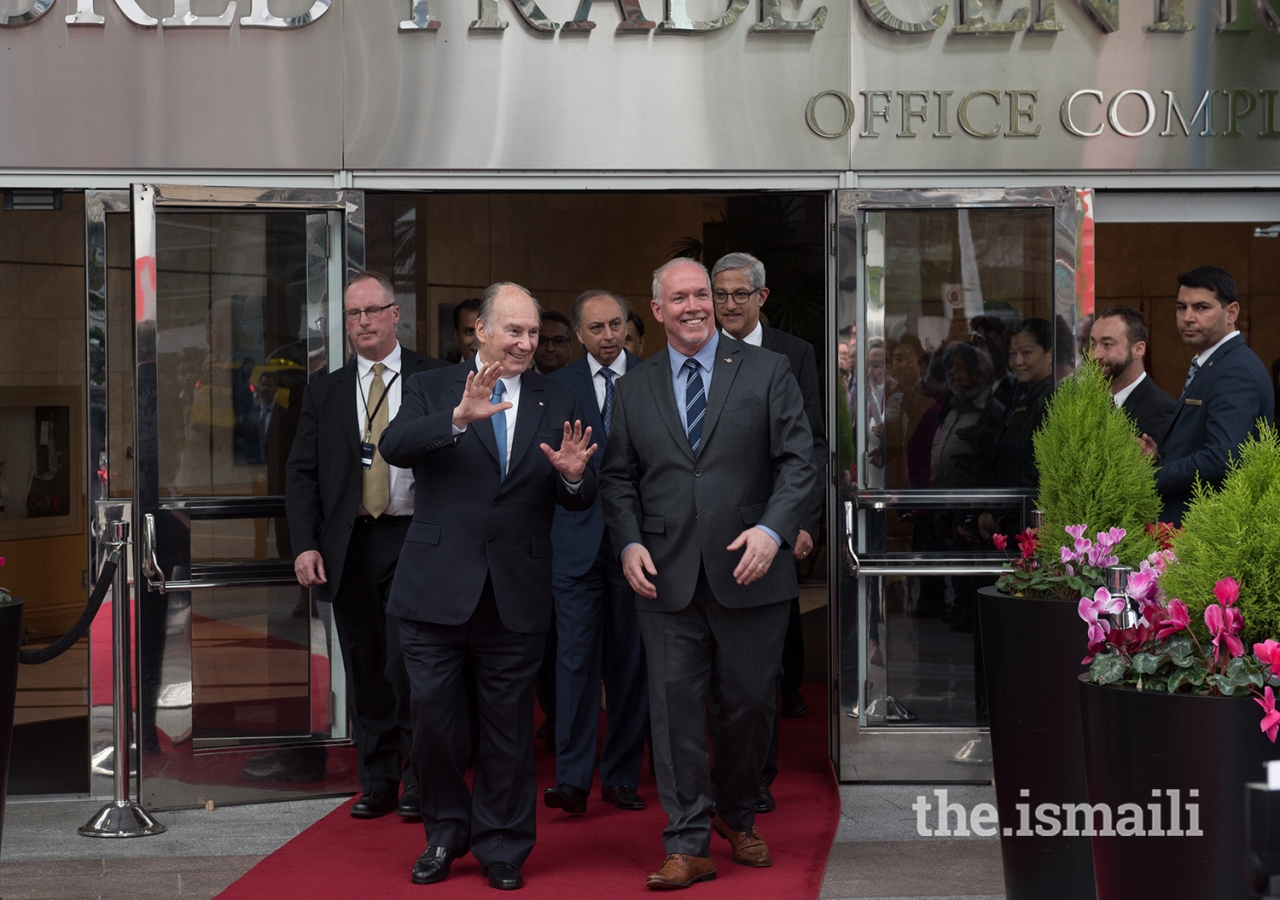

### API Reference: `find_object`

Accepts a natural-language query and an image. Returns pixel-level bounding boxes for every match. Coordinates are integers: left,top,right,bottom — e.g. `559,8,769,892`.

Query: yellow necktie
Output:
363,362,390,518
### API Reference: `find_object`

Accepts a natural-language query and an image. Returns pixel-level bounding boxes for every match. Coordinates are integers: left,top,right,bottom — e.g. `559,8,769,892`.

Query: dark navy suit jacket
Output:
1157,333,1274,524
549,351,643,578
378,360,597,634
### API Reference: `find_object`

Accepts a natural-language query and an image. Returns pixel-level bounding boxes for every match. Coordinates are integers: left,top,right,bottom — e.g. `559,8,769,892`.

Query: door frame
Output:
829,186,1085,782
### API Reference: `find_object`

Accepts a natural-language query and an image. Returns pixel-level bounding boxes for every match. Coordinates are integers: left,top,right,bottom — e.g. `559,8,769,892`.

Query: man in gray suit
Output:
600,258,814,890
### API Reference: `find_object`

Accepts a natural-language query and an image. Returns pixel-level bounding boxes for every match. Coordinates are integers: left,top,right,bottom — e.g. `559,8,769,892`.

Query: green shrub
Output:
1160,421,1280,647
1033,356,1161,568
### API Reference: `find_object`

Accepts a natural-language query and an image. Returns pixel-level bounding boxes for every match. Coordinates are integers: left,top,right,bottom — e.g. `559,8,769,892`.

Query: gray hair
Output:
345,270,396,305
710,252,766,292
651,258,710,303
570,290,630,335
478,282,543,330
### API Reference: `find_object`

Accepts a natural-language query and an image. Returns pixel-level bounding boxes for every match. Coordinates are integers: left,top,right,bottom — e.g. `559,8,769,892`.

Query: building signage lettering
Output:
0,0,826,32
806,88,1280,140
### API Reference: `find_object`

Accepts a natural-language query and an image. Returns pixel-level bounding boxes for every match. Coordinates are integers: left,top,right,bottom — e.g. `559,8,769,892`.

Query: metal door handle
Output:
142,513,167,594
844,500,860,577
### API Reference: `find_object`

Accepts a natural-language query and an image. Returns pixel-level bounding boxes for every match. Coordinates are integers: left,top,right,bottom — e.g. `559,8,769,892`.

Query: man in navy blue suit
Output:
378,283,599,891
1140,266,1274,525
543,290,649,817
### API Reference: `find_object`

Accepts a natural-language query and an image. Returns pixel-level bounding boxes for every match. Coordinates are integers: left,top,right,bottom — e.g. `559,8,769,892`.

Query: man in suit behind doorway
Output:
543,290,649,817
600,258,814,890
1089,304,1176,446
1140,266,1274,525
378,282,599,891
283,271,448,817
710,252,827,814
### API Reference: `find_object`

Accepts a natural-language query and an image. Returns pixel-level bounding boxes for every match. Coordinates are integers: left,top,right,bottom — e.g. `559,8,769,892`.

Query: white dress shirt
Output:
1112,370,1146,408
356,343,414,517
586,353,629,412
1193,329,1240,367
451,363,522,476
723,321,764,347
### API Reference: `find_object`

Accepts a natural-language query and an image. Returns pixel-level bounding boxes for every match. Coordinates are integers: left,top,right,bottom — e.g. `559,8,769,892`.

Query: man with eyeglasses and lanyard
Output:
286,271,448,819
711,252,826,814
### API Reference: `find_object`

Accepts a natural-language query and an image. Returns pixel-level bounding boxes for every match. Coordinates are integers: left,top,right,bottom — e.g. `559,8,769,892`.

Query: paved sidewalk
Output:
0,785,1003,899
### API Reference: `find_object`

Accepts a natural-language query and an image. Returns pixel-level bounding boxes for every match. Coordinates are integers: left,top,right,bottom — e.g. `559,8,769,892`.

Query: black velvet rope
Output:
18,555,119,666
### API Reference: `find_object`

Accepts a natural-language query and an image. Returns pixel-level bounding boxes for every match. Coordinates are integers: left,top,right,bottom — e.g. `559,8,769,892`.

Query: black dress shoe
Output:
397,785,422,819
412,846,458,885
782,691,808,718
543,782,588,814
351,788,397,818
601,785,645,810
483,860,524,890
755,782,776,813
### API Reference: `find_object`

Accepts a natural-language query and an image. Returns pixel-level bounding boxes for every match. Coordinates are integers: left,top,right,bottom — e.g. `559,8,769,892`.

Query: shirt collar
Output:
588,353,628,379
1111,370,1146,408
1193,330,1240,367
668,331,721,380
357,342,402,378
722,321,763,347
473,354,522,393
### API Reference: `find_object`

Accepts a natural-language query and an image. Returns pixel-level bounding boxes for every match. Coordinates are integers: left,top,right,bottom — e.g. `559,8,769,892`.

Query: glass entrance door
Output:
128,185,362,808
833,188,1082,781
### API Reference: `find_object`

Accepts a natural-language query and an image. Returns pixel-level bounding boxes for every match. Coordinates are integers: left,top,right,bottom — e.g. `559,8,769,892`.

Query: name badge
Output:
360,441,376,469
1184,399,1203,407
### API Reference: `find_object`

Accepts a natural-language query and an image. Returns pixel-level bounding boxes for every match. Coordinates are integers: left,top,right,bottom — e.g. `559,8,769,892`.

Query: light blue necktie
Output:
683,359,705,453
600,367,615,437
491,381,507,480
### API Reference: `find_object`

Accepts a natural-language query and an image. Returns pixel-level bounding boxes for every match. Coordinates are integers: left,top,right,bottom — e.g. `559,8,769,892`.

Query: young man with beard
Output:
1089,305,1175,446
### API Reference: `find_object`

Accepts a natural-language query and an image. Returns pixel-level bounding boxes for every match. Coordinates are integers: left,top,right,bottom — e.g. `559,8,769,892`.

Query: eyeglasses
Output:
343,302,396,322
539,335,571,347
712,289,760,306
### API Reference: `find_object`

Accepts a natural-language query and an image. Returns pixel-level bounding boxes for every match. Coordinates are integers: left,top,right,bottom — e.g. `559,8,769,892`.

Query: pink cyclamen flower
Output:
1079,587,1124,645
1061,545,1077,565
1127,567,1160,606
1256,640,1280,678
1105,526,1126,546
1155,599,1190,640
1206,603,1245,661
1214,577,1240,607
1258,686,1280,743
1087,542,1119,569
993,534,1008,551
1064,524,1087,541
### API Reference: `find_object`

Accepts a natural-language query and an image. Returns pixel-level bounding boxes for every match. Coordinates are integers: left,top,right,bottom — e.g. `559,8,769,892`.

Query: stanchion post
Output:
79,517,165,838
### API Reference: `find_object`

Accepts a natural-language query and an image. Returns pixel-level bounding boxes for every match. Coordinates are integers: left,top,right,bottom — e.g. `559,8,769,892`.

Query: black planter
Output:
977,586,1096,900
1079,677,1280,900
0,597,23,858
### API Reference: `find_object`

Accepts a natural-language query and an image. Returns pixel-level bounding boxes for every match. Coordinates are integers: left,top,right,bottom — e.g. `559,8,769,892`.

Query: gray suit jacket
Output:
599,335,815,612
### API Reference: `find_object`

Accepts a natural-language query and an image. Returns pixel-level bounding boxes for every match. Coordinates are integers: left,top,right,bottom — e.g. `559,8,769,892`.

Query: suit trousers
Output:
397,581,544,868
332,514,415,794
637,568,789,856
552,540,649,793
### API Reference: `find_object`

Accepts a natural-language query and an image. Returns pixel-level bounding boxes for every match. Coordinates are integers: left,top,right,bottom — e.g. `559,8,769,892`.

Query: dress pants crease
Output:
637,568,788,856
332,515,415,793
399,580,542,868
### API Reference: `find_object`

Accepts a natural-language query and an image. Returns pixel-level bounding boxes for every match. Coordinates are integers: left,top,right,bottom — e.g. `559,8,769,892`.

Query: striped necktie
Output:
1181,360,1200,398
683,358,705,453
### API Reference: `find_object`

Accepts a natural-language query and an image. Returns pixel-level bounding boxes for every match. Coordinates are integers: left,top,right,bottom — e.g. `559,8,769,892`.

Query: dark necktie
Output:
1181,360,1200,398
600,367,615,437
490,380,508,480
683,358,705,453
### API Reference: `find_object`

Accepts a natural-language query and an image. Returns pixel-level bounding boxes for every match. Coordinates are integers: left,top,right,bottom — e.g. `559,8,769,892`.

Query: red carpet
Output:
216,686,839,899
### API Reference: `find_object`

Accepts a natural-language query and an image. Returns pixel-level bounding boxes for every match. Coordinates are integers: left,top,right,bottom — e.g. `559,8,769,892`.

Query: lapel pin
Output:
539,401,544,406
724,358,733,363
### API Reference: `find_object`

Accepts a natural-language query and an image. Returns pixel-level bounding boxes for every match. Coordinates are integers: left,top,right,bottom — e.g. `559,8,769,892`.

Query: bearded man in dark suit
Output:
1089,305,1175,446
600,258,814,890
378,282,598,891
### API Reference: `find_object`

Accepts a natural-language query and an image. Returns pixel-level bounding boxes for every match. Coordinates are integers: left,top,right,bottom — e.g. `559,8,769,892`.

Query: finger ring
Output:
756,563,765,569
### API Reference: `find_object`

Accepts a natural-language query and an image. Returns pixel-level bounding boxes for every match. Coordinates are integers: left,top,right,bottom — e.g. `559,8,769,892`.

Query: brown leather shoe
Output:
712,813,772,867
645,853,717,889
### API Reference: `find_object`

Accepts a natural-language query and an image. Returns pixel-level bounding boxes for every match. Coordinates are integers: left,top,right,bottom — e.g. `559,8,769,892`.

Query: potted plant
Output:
1078,423,1280,900
979,356,1162,900
0,556,21,857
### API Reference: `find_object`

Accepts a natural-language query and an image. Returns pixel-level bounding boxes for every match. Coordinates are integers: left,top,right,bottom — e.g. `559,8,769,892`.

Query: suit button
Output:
488,536,495,543
694,470,702,477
